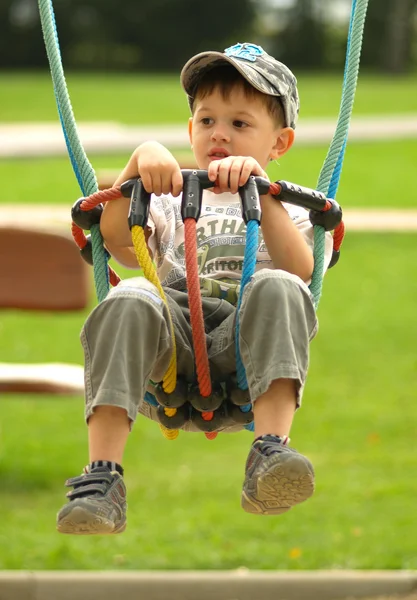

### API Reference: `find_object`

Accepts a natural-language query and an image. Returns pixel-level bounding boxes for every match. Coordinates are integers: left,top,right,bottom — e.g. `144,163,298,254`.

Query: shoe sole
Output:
57,506,126,535
241,454,315,515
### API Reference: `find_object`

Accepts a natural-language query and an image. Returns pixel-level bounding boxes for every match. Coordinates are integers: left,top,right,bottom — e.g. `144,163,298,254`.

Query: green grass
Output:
1,233,417,570
1,71,417,123
1,70,416,570
1,139,416,208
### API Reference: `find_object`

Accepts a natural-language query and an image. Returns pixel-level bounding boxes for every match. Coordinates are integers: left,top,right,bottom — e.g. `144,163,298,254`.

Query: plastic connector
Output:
79,234,93,265
128,179,151,229
188,383,224,412
309,199,343,231
190,405,227,432
328,249,340,269
71,199,103,230
156,403,190,429
153,379,188,408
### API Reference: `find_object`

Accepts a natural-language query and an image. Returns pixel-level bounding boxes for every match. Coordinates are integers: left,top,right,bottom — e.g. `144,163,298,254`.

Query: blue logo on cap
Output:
224,43,264,63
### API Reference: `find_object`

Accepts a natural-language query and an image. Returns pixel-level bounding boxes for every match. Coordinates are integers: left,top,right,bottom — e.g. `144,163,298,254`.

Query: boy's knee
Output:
107,277,163,309
244,269,308,308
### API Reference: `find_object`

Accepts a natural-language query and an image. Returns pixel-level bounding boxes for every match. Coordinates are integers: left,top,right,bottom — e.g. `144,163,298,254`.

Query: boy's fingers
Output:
161,171,174,196
229,161,243,194
238,159,255,187
171,169,183,197
217,160,232,191
140,172,153,194
152,173,162,196
207,162,219,182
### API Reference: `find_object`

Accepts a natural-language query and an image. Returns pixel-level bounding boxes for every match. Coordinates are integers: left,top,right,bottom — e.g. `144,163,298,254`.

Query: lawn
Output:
1,233,417,570
1,71,417,123
1,71,416,210
1,138,416,209
0,71,416,570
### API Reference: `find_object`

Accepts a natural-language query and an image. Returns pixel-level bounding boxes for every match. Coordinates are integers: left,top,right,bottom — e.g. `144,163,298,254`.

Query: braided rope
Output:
184,218,212,397
131,225,177,394
235,220,259,390
310,0,368,307
38,0,110,302
159,425,179,440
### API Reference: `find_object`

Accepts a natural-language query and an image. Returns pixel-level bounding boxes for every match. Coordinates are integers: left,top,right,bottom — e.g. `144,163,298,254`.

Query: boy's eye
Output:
201,117,213,125
233,120,248,128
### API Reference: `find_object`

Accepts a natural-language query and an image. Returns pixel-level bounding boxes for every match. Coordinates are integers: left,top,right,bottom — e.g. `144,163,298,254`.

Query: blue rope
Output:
39,0,110,302
48,1,85,193
234,219,259,431
327,0,356,199
58,104,85,194
144,392,159,407
235,219,259,390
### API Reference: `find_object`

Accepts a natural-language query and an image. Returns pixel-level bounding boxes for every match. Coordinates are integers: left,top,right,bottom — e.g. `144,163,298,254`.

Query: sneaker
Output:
241,435,315,515
56,466,127,535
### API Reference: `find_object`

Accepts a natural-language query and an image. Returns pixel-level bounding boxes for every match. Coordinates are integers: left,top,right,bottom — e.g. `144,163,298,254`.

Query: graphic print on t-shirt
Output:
174,203,270,305
147,190,333,303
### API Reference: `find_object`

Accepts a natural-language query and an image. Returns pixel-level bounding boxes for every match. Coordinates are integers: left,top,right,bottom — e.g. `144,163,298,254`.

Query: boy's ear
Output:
270,127,295,160
188,117,193,145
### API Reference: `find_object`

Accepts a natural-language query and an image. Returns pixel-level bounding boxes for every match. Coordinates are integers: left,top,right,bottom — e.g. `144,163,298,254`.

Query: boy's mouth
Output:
208,147,230,160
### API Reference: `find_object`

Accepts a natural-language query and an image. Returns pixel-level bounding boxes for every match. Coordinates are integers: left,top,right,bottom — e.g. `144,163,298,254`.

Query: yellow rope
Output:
131,225,177,393
159,424,180,440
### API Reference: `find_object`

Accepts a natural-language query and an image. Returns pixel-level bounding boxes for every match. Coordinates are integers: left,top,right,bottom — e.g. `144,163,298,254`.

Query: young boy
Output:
57,42,333,534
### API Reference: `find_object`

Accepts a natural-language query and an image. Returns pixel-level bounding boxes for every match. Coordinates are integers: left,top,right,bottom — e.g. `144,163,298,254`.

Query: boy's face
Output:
188,85,294,172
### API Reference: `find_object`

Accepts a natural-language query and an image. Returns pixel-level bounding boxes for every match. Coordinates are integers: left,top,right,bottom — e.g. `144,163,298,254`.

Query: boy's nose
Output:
210,128,231,143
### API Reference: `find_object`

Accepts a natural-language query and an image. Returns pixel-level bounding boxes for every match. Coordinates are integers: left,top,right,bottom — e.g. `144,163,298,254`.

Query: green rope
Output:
38,0,110,302
309,0,369,308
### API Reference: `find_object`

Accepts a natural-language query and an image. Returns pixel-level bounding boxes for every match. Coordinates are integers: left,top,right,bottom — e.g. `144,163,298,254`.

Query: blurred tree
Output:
0,0,256,71
277,0,327,69
362,0,417,73
253,0,333,71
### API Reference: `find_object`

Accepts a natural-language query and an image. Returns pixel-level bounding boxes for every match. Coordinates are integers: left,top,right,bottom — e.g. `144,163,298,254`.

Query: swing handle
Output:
272,180,343,231
120,172,342,231
181,170,270,223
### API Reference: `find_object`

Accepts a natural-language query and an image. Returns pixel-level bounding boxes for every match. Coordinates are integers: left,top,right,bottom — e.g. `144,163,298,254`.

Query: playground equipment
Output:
0,213,88,394
38,0,369,438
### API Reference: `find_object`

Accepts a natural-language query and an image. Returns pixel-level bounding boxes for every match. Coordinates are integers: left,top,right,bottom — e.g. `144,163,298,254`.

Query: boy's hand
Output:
207,156,269,195
136,141,183,197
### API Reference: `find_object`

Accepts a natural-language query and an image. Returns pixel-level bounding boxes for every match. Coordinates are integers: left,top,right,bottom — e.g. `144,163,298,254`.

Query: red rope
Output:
184,218,212,397
80,186,122,211
71,222,87,249
109,267,121,287
333,221,345,252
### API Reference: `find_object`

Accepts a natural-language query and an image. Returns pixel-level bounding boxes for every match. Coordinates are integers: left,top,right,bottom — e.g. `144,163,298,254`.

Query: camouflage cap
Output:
180,42,300,129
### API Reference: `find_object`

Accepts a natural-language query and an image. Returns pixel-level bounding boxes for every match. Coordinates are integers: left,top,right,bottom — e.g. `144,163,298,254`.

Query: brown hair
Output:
190,64,285,127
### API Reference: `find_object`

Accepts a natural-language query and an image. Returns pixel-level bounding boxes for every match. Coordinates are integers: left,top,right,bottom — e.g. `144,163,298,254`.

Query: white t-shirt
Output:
147,189,333,305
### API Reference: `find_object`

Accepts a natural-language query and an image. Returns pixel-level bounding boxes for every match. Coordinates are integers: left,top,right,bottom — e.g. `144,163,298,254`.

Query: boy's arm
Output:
260,194,314,283
100,142,182,269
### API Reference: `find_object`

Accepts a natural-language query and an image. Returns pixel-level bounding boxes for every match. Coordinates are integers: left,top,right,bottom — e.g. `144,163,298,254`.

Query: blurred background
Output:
2,0,417,73
1,0,417,574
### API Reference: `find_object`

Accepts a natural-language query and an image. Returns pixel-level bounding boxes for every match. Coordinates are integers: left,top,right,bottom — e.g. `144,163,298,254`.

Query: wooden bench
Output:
0,213,88,394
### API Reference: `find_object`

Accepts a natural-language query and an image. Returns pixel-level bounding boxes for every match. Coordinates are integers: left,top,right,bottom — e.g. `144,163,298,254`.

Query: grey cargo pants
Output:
81,269,318,433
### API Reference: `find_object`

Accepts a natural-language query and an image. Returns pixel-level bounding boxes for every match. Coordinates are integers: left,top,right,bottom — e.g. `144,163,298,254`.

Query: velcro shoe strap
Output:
66,472,114,488
66,482,109,499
